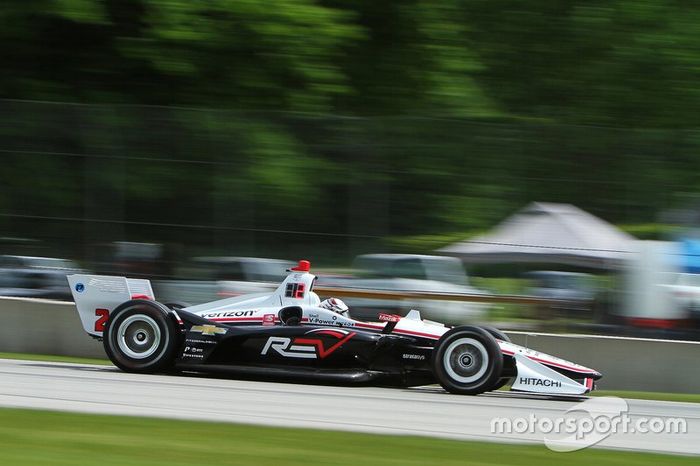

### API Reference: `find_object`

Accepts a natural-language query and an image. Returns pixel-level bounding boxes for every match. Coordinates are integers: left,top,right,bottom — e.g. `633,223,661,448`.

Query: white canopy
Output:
439,202,635,269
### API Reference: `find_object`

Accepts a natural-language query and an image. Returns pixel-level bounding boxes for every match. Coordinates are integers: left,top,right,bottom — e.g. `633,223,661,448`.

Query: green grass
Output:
0,352,110,365
0,408,694,466
592,390,700,404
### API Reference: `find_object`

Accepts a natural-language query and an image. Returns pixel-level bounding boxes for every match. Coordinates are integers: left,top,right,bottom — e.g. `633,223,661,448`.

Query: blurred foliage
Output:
384,232,485,254
2,1,700,261
617,223,686,240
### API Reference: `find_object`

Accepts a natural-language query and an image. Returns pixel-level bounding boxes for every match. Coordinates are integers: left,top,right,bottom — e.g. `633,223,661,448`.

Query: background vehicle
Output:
622,241,699,334
661,272,700,326
525,271,595,314
202,256,295,296
0,255,83,300
318,254,486,323
153,257,294,304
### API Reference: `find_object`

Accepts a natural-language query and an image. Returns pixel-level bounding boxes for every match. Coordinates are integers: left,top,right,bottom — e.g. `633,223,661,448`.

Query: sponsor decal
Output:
262,314,276,326
379,313,402,322
402,353,426,360
185,338,216,345
307,316,354,327
261,329,356,359
183,346,204,354
75,283,85,293
88,278,126,293
191,324,227,336
182,353,205,359
201,310,255,319
518,377,562,388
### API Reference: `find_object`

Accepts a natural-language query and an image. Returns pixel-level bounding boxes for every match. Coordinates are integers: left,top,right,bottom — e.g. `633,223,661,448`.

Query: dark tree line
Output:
1,1,700,260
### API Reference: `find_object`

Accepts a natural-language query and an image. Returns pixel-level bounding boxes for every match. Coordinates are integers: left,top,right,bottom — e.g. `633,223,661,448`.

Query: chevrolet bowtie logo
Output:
191,325,227,336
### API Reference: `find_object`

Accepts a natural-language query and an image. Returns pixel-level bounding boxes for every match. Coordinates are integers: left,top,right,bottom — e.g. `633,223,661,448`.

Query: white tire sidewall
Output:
116,314,164,360
442,337,489,384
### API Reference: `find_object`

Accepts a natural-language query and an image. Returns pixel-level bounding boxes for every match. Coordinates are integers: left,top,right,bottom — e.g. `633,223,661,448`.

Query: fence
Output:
2,99,699,269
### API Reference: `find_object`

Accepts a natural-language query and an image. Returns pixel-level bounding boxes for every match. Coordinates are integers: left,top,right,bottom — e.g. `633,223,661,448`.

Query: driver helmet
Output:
319,298,349,316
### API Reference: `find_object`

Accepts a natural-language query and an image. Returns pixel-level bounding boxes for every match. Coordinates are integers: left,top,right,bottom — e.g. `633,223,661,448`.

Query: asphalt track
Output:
0,358,697,455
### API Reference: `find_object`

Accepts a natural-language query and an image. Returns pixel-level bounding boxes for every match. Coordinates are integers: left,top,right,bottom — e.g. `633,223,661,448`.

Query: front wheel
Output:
432,326,503,395
103,300,179,373
481,325,513,391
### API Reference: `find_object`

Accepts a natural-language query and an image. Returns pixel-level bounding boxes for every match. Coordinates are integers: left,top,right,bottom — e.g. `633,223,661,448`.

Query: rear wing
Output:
67,274,155,337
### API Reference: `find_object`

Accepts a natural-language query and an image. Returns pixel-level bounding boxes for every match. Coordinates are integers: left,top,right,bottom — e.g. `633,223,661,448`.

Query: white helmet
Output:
319,298,349,316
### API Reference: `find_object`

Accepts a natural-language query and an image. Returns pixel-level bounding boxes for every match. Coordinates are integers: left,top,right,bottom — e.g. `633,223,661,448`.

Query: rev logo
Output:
261,329,355,359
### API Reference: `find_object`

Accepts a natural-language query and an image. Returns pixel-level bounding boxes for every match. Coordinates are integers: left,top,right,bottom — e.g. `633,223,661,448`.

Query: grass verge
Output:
0,352,110,365
592,390,700,404
0,408,695,466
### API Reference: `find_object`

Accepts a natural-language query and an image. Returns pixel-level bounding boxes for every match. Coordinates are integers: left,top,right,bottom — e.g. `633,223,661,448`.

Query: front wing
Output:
511,354,595,395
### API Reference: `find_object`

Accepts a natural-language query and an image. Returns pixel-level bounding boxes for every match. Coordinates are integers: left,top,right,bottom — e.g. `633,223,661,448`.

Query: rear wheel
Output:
164,301,191,311
103,300,179,373
433,326,503,395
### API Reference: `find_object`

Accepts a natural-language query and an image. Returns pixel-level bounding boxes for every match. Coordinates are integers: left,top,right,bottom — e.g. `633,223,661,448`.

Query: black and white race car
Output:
68,260,601,395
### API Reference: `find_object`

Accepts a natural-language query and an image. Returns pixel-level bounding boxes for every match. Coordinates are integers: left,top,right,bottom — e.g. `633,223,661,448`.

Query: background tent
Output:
439,202,635,269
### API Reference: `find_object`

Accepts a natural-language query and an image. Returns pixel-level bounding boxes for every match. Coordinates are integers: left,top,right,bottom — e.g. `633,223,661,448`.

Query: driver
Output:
319,298,349,317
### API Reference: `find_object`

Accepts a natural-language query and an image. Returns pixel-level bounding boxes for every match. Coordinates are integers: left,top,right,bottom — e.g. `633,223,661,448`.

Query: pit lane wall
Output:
0,297,104,358
1,296,699,393
505,332,700,394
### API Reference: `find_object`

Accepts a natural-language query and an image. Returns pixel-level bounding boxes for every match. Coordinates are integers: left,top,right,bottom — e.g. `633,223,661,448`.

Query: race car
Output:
68,260,601,395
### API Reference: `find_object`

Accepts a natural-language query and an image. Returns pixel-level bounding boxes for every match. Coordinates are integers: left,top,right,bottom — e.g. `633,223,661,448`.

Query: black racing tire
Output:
164,301,191,311
481,325,512,391
432,325,503,395
481,325,510,343
103,300,179,373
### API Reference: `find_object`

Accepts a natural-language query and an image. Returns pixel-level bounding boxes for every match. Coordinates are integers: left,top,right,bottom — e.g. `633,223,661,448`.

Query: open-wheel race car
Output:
68,260,601,395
